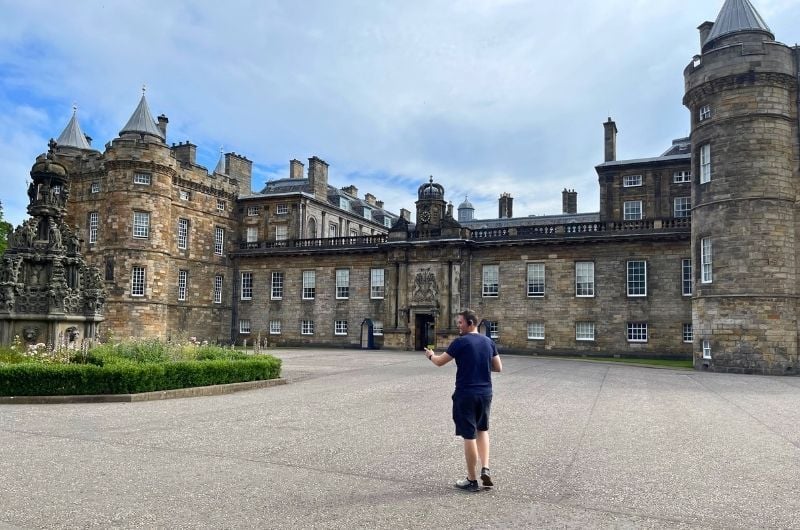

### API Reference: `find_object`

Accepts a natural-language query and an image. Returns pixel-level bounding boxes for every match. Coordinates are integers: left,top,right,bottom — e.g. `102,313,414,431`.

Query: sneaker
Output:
455,478,481,492
480,467,493,489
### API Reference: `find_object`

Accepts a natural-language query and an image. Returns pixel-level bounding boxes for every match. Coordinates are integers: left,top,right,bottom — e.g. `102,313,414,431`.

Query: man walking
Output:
424,309,502,492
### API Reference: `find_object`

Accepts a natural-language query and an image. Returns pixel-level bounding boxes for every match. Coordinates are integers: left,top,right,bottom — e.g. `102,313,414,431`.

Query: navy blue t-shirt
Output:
447,332,498,395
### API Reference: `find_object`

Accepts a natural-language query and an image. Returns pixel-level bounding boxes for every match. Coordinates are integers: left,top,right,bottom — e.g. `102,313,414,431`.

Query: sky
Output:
1,0,799,228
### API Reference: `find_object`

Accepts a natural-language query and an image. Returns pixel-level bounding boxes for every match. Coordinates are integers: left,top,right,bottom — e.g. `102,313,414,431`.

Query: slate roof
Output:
56,108,92,150
120,94,164,140
705,0,772,46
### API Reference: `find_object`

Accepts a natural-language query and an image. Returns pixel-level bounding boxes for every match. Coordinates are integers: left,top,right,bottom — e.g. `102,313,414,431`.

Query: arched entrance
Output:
360,319,376,349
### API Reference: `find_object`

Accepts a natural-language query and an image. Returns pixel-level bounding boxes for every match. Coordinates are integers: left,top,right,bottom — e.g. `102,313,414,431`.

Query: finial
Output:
142,84,147,95
220,145,224,155
429,175,433,184
72,102,77,114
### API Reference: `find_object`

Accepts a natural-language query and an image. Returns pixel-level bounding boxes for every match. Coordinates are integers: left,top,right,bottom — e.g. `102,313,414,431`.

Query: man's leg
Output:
463,438,478,480
476,430,490,469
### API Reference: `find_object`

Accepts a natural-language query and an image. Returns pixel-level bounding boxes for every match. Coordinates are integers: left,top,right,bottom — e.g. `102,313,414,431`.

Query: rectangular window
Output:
329,223,338,238
241,272,253,300
339,197,350,210
214,275,223,304
133,172,151,185
527,322,544,340
575,262,595,297
88,212,99,244
527,263,545,297
699,104,712,121
576,322,595,341
674,197,691,218
627,322,648,342
623,200,643,221
301,320,314,335
489,321,499,339
701,238,712,283
482,265,499,297
179,190,190,201
700,144,711,184
683,323,693,343
246,226,258,243
269,320,281,335
214,226,224,255
370,268,385,299
363,207,373,221
276,203,288,215
177,218,189,250
623,174,642,187
177,270,188,301
626,260,647,297
91,181,100,193
271,272,284,300
673,170,692,183
702,339,712,359
336,269,350,299
682,259,693,296
372,321,384,336
133,211,150,238
216,199,226,211
275,225,287,241
239,319,251,334
335,320,348,335
131,266,145,297
302,270,316,300
384,217,393,228
247,206,259,216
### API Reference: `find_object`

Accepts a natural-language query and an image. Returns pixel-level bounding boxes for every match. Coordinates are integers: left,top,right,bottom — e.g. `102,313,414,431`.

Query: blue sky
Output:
1,0,798,228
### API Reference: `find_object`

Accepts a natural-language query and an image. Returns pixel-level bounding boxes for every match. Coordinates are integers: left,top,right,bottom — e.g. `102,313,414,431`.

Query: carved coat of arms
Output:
412,267,438,303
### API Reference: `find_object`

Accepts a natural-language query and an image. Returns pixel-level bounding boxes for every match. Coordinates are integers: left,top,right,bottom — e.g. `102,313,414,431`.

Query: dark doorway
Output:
360,319,375,349
415,313,435,350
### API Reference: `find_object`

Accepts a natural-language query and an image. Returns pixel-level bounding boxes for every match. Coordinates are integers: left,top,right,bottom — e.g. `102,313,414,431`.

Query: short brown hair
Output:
458,309,479,326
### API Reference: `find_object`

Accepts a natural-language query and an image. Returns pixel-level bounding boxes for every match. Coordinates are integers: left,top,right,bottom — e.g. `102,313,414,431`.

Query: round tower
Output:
684,0,800,374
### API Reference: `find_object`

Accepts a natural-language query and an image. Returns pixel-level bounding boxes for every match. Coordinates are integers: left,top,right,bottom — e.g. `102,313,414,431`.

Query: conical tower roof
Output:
704,0,773,47
119,92,164,140
214,147,226,174
56,106,92,150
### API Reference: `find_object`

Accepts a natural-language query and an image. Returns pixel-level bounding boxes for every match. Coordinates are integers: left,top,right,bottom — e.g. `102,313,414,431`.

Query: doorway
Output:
415,313,435,350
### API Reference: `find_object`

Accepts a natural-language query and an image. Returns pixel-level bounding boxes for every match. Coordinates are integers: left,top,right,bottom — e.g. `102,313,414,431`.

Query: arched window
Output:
308,217,317,238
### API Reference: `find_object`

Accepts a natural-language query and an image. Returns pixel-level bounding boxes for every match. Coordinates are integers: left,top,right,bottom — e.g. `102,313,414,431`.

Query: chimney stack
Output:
157,114,169,140
698,21,714,49
289,159,304,179
172,141,196,166
562,188,578,214
603,117,617,162
400,208,411,221
376,200,384,209
308,156,329,199
498,193,513,219
341,185,358,197
364,193,377,206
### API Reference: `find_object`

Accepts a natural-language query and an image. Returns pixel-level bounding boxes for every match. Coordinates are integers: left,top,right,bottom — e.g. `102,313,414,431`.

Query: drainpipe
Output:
231,262,239,344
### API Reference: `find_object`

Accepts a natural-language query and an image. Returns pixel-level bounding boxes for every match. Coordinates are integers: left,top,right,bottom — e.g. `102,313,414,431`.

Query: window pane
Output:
527,263,545,297
627,261,647,296
482,265,499,297
527,322,544,340
371,268,385,299
576,262,594,296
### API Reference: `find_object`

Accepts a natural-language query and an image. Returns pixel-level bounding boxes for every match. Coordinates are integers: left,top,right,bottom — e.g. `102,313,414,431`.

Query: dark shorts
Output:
452,392,492,440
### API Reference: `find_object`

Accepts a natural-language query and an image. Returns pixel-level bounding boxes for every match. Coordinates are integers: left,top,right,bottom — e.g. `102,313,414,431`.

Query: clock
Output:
419,209,431,223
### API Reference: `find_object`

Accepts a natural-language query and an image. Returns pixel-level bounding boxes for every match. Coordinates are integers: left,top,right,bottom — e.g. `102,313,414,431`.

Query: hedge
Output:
0,356,282,396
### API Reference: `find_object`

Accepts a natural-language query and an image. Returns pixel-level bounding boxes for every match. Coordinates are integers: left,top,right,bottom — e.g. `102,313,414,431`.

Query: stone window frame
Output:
372,320,384,336
177,218,189,250
276,203,289,215
301,319,315,335
627,322,648,343
370,268,385,299
247,205,260,217
246,226,258,243
88,211,99,244
269,320,281,335
217,198,226,212
702,339,712,359
673,197,691,218
482,264,499,298
683,323,693,343
239,319,251,334
214,226,224,256
328,223,338,238
682,259,692,296
271,271,284,300
240,272,253,301
177,269,188,302
626,260,647,297
488,321,499,339
698,104,712,122
699,143,712,184
90,181,100,194
526,263,545,297
179,190,191,201
623,174,643,187
133,172,151,185
334,320,348,336
335,269,350,299
213,275,223,304
673,170,691,184
527,322,545,340
575,321,595,341
132,211,150,239
701,238,712,283
302,270,316,300
575,261,595,297
131,266,146,297
623,200,643,221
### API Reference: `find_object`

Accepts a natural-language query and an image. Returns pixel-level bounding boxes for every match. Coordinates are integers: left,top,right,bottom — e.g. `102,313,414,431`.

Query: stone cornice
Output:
684,71,797,107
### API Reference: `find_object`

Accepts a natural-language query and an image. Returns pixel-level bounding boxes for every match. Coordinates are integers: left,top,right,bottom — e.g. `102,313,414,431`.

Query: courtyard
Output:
1,349,799,528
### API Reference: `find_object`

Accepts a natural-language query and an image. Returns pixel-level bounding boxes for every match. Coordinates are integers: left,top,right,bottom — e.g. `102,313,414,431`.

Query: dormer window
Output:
363,207,373,221
339,197,350,210
623,175,642,187
699,105,712,121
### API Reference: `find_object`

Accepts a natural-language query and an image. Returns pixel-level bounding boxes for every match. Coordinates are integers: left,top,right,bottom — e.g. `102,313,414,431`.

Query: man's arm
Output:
424,347,453,367
491,354,502,372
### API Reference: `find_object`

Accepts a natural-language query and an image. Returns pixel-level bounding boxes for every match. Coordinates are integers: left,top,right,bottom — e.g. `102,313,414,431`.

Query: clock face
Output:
420,209,431,223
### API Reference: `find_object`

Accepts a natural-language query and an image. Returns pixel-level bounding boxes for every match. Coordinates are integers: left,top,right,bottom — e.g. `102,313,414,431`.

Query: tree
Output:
0,201,13,254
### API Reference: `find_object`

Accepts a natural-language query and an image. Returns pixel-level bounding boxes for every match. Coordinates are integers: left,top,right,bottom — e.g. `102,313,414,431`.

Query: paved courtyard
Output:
1,349,800,529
